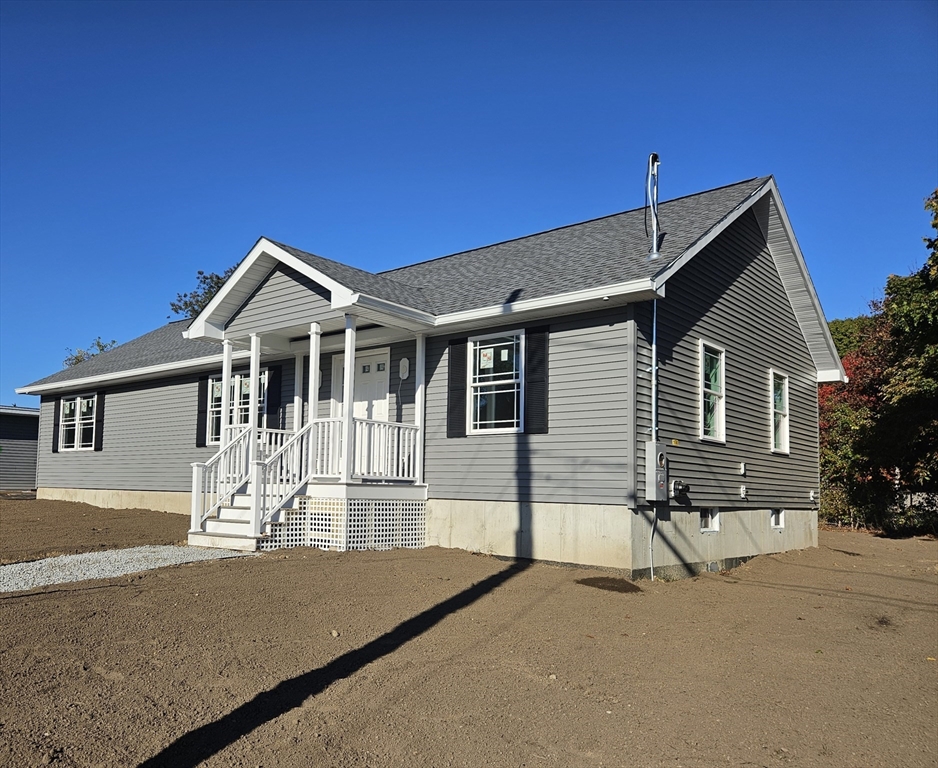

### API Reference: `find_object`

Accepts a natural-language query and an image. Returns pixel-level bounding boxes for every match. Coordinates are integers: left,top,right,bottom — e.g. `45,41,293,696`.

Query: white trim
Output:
466,329,526,435
340,293,436,329
769,368,790,454
435,278,663,328
699,339,726,443
818,368,847,383
58,393,97,452
15,351,253,395
415,333,426,485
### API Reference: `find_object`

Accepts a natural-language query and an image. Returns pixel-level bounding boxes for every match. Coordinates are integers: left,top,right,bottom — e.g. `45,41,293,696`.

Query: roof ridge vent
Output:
645,152,661,260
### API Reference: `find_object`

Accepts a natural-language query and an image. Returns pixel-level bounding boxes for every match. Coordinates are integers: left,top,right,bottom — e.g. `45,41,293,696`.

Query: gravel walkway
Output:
0,546,253,593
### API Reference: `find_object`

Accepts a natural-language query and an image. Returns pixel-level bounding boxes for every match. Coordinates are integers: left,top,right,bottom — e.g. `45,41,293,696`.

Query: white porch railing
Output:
352,419,420,481
190,425,252,529
311,418,343,478
192,418,420,537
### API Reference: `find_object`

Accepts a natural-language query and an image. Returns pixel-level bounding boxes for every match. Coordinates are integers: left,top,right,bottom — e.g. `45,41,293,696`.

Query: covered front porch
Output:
181,240,435,551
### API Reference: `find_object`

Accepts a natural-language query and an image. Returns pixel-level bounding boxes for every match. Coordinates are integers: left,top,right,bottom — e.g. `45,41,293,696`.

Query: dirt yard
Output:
0,499,935,768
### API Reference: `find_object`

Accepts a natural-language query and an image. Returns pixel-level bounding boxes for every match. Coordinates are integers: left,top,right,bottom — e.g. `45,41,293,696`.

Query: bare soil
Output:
1,499,936,768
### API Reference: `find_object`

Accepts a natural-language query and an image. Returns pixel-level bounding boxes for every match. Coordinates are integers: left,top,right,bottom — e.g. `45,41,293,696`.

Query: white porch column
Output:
340,315,357,483
292,351,305,433
308,322,321,424
220,339,233,447
415,332,426,485
248,333,261,464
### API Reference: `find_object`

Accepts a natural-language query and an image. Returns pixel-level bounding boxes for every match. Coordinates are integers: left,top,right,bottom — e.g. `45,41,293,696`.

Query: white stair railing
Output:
190,426,252,531
311,418,343,478
255,421,314,532
352,419,420,481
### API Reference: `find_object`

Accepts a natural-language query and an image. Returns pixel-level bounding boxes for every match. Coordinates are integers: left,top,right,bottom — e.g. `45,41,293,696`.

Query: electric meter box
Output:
645,441,668,502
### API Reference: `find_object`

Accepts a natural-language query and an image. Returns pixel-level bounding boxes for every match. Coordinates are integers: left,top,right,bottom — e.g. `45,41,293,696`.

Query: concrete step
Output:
188,531,259,552
205,516,252,535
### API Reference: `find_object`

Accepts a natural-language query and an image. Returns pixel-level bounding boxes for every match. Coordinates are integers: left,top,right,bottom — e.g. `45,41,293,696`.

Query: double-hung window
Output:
700,342,725,441
771,370,789,453
60,394,96,450
207,370,268,444
468,331,524,433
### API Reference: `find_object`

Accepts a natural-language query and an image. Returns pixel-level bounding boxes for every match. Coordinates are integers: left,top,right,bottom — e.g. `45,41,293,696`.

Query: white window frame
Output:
770,369,789,454
467,329,525,434
770,508,785,529
700,507,720,533
59,393,96,451
699,340,726,443
207,370,268,445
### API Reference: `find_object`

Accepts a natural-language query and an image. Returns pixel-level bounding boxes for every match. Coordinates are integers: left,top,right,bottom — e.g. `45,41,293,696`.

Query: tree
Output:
819,190,938,534
64,337,118,368
170,266,238,319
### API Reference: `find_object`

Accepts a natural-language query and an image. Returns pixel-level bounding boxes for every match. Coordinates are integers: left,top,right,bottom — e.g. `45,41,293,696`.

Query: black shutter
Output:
195,376,209,447
51,397,61,453
265,365,282,429
447,338,468,438
93,392,105,451
524,326,549,435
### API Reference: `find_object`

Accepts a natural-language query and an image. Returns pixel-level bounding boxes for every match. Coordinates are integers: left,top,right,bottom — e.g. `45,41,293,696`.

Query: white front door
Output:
332,350,390,421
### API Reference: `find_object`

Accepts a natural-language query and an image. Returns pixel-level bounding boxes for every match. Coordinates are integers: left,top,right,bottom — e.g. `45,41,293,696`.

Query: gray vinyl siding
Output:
424,309,631,505
637,208,819,509
37,357,295,493
225,264,334,337
0,414,39,489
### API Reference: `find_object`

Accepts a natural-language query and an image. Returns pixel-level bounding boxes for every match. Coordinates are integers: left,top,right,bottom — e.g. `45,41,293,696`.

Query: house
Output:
0,405,40,491
16,175,846,578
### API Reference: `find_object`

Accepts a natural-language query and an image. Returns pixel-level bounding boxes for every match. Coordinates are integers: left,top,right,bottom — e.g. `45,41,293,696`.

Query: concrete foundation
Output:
37,487,191,515
630,506,817,579
426,498,632,569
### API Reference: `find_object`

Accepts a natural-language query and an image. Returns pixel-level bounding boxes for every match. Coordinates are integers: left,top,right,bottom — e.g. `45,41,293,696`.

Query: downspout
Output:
649,297,658,581
646,153,661,581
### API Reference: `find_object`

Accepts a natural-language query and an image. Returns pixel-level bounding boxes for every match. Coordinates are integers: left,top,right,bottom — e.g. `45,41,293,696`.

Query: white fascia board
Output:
432,278,663,328
186,238,357,340
763,179,847,383
651,180,774,286
15,352,253,396
818,369,849,383
338,293,436,330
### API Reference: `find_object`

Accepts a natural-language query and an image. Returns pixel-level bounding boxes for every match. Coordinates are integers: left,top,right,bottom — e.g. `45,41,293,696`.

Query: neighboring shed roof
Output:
0,406,40,417
382,177,770,315
24,321,223,388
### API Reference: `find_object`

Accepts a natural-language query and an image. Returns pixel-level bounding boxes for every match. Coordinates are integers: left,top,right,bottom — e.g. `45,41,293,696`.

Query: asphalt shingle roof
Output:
381,177,770,314
25,320,223,387
23,177,771,389
271,241,437,314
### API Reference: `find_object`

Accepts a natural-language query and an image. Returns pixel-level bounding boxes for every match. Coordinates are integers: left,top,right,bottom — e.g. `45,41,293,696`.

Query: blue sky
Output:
1,0,936,406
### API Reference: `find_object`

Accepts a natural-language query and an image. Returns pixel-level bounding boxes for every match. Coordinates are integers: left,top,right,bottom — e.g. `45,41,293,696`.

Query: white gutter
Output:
15,351,252,396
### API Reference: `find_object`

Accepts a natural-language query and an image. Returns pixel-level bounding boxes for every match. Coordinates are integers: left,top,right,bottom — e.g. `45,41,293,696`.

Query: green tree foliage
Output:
819,190,938,534
170,266,237,319
63,337,118,368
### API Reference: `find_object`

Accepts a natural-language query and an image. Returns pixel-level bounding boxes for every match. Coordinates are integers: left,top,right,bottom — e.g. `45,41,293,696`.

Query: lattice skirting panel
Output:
260,496,426,552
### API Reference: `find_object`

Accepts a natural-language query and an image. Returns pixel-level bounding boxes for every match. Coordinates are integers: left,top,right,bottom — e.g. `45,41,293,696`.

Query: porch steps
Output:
188,531,259,552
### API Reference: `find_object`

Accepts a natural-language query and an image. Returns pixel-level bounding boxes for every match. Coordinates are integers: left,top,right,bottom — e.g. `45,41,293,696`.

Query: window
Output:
60,394,96,450
771,371,789,453
771,509,785,529
700,507,720,533
468,331,524,433
207,370,268,444
700,342,725,441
